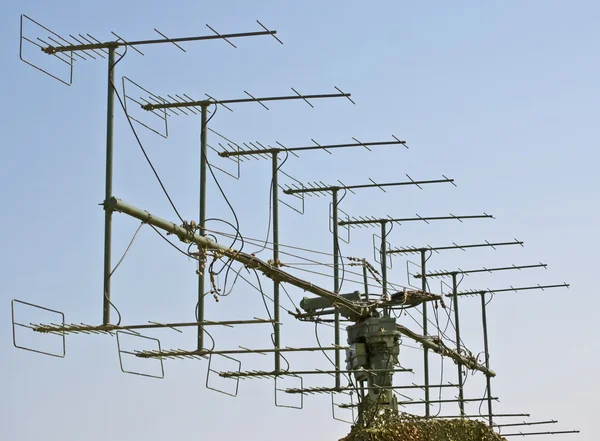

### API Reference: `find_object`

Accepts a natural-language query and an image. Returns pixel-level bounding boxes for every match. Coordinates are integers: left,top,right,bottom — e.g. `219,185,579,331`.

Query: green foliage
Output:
340,410,506,441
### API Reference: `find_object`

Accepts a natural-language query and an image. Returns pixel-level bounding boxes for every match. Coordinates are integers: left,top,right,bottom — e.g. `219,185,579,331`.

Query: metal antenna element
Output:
453,283,570,297
140,87,353,111
218,137,407,158
416,263,548,279
283,176,455,196
15,13,577,432
388,239,524,254
339,213,494,228
283,175,455,393
20,14,280,86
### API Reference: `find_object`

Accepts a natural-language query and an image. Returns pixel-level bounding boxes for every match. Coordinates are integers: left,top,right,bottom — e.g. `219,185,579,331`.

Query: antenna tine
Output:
483,211,495,219
143,96,178,116
205,93,234,112
485,240,497,250
174,94,197,114
67,34,97,59
311,139,332,155
256,20,284,45
154,28,186,52
182,93,203,113
205,24,237,48
110,31,144,55
34,36,74,62
248,141,270,160
291,87,314,108
246,142,264,160
157,95,182,116
334,86,355,104
46,36,84,61
352,137,371,151
167,95,189,115
452,242,466,252
276,141,300,158
84,34,109,55
405,174,423,190
338,180,355,194
415,213,429,224
442,174,457,187
78,34,106,58
449,213,463,223
45,36,79,64
368,178,386,192
392,134,409,149
244,90,269,110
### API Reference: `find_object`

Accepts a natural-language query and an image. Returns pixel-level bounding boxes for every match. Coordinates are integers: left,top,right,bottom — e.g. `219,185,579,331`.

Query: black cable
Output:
254,149,290,255
335,188,348,292
250,268,290,372
110,48,186,225
103,221,145,326
195,299,216,352
149,224,199,260
200,103,245,278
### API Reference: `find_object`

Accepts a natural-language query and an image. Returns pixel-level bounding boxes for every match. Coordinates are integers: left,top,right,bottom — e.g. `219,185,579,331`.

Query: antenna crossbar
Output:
283,177,454,195
142,91,352,111
339,213,493,227
500,430,580,437
495,420,558,428
219,368,414,378
453,283,570,297
387,239,523,254
219,139,406,157
136,345,347,359
416,263,548,279
43,29,278,54
31,319,275,335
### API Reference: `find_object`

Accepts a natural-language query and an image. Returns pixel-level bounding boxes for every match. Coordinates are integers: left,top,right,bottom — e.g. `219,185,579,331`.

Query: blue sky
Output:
2,1,598,440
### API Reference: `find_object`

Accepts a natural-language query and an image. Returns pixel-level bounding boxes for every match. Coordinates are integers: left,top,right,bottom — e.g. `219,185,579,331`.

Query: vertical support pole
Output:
362,259,369,302
197,103,209,350
421,249,430,417
332,188,341,389
380,221,388,317
272,152,281,373
452,272,465,416
481,292,493,426
102,47,116,325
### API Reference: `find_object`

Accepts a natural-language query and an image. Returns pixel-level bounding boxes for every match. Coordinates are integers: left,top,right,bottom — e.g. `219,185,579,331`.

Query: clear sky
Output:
2,1,598,440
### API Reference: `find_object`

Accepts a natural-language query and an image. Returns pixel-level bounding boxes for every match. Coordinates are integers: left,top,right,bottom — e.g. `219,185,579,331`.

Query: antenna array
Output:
11,13,579,438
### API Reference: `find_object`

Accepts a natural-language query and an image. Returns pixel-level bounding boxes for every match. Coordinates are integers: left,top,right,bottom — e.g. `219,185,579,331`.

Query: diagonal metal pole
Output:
102,47,116,325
